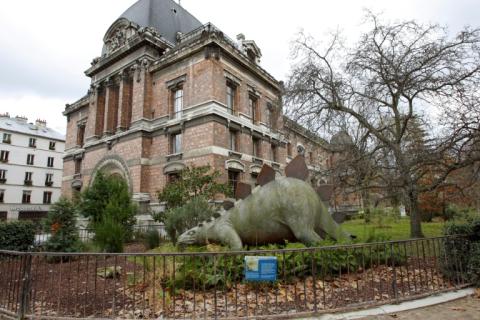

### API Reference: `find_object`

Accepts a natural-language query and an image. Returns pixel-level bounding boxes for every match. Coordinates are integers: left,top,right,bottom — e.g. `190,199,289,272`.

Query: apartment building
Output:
0,114,65,221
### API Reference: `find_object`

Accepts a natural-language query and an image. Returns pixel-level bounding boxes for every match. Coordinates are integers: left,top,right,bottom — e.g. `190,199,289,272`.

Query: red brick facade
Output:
62,9,331,213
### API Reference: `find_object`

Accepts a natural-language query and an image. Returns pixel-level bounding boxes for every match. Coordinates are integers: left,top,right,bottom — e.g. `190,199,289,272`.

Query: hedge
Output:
0,220,36,251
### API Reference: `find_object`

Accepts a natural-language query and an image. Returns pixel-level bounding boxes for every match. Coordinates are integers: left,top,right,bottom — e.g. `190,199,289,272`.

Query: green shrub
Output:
443,205,477,221
42,198,81,254
363,207,400,226
79,171,137,252
143,229,161,250
93,210,125,253
79,171,137,241
162,197,217,243
167,237,406,291
466,243,480,286
0,220,35,251
441,214,480,286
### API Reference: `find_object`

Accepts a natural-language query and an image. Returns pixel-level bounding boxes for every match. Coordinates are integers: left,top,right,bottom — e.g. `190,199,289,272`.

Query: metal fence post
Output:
18,254,32,319
390,243,399,303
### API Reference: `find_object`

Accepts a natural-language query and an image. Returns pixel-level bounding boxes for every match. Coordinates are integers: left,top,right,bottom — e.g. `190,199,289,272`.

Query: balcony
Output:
166,153,183,162
0,178,6,184
45,181,54,187
0,159,8,163
24,180,33,186
2,138,11,144
228,151,242,159
252,157,263,165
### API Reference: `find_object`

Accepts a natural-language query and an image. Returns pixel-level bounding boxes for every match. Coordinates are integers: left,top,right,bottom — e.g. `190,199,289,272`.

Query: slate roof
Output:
0,116,65,141
119,0,202,44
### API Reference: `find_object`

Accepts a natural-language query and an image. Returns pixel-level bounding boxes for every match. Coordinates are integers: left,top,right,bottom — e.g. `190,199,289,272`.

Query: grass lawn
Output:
342,217,445,242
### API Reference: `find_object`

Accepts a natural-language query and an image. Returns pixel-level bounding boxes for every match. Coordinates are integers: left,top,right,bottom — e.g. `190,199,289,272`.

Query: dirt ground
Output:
357,293,480,320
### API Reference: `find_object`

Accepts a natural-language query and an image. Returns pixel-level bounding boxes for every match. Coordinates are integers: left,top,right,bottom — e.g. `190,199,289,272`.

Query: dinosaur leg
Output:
289,224,323,246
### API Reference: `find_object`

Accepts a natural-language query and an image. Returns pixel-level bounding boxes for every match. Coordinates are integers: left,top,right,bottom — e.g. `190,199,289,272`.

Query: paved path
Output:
356,295,480,320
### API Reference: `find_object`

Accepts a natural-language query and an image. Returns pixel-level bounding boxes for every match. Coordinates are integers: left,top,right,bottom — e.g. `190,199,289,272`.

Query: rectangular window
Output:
45,173,53,186
47,157,54,168
271,144,277,162
0,169,6,182
27,154,34,165
172,87,184,119
171,133,182,154
43,191,52,204
226,82,236,114
0,189,4,203
77,124,85,147
252,137,261,158
287,142,292,157
2,133,11,144
228,170,240,197
167,172,180,184
49,141,56,150
22,191,31,204
267,103,275,129
229,130,238,151
249,96,257,124
24,172,33,185
29,138,36,148
74,159,82,175
0,150,9,162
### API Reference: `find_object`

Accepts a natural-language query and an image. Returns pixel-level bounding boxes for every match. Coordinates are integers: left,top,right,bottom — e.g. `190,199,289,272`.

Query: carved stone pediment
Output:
103,18,140,57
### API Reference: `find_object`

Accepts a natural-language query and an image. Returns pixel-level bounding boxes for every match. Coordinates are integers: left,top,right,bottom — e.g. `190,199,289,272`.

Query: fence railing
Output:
0,236,472,319
34,224,167,246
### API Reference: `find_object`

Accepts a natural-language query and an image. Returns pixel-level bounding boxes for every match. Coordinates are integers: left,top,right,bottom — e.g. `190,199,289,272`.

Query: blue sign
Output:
244,256,277,282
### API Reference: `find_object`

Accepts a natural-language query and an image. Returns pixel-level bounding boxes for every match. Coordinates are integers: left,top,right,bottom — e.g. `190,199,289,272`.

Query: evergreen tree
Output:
79,171,137,252
43,197,80,253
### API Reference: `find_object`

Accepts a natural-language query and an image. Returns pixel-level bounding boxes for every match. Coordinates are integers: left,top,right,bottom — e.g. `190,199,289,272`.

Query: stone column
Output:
104,78,119,135
131,59,153,125
94,84,106,137
117,70,133,132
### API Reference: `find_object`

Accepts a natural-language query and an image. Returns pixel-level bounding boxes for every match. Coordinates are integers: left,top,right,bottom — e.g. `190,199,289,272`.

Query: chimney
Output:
14,115,28,123
35,119,47,128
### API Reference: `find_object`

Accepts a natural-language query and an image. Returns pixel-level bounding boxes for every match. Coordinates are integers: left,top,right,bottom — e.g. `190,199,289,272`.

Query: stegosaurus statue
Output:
177,156,352,250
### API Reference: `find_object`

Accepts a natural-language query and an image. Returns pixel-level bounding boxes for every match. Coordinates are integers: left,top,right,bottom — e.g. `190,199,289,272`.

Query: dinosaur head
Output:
177,218,214,247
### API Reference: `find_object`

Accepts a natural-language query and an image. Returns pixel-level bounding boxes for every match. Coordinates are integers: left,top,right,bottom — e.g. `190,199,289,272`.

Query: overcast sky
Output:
0,0,478,135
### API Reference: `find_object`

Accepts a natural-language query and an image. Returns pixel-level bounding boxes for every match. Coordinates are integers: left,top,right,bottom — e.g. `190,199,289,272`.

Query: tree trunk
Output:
395,149,424,238
405,188,424,238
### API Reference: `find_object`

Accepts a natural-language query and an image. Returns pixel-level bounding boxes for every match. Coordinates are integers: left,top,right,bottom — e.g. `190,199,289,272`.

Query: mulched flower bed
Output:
1,253,459,319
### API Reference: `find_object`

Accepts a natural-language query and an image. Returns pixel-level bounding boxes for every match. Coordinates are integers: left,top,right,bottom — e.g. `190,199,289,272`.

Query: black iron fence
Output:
0,236,472,319
34,224,167,246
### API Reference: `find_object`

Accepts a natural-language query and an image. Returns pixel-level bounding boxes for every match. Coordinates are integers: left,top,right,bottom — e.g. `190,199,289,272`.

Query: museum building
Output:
62,0,333,215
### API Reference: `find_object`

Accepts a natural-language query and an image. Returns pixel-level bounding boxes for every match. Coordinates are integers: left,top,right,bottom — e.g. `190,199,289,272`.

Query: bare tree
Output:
286,13,480,237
